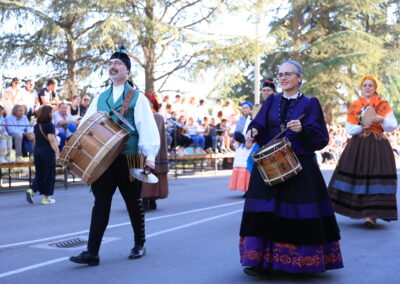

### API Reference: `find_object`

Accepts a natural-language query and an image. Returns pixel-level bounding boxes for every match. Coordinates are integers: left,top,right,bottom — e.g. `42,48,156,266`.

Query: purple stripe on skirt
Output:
240,237,343,273
244,198,335,219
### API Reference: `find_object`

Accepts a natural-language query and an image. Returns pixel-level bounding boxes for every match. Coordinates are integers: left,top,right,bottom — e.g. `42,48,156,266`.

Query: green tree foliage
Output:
110,0,270,96
0,0,123,97
231,0,400,124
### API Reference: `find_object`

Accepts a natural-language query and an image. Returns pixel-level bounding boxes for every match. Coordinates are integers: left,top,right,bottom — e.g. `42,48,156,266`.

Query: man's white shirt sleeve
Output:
135,93,160,162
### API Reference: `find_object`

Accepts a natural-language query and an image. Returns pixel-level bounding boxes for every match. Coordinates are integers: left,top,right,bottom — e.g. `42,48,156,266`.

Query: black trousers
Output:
32,146,55,196
87,155,145,254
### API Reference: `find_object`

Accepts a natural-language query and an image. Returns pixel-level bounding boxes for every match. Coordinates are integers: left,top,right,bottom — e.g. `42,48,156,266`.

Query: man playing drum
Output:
70,47,160,266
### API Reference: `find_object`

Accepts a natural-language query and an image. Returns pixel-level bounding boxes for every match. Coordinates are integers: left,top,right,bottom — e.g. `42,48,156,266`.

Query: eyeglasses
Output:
277,72,300,79
105,61,124,68
83,99,90,101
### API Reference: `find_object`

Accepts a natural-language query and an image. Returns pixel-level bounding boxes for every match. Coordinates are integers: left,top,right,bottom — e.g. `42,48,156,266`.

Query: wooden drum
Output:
252,138,302,186
359,106,376,127
59,111,129,185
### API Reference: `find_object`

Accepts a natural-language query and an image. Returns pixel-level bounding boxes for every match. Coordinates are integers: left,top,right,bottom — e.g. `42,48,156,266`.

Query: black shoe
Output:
69,251,99,266
148,200,157,211
128,246,146,259
142,198,150,211
243,267,269,277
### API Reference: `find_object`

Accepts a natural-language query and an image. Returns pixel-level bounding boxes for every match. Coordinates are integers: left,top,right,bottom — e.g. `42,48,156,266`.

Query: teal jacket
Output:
97,82,140,154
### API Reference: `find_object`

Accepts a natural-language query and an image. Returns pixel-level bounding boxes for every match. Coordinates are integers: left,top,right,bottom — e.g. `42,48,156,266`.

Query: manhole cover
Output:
49,238,87,248
32,236,119,250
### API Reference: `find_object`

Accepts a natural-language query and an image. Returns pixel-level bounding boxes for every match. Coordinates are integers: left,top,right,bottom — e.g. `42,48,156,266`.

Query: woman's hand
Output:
247,128,258,138
287,120,302,133
370,115,385,124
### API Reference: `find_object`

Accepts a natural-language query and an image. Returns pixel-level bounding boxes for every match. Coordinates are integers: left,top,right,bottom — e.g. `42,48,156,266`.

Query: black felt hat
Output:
110,46,131,71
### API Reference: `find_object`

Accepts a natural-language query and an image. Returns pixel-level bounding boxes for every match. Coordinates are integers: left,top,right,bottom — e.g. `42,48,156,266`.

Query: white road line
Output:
0,201,243,249
147,209,242,238
0,257,69,278
0,209,242,279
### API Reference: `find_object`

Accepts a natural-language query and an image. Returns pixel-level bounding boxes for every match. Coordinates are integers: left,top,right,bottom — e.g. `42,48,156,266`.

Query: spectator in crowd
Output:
2,77,22,115
0,104,13,163
160,95,170,119
197,99,209,123
19,79,38,120
68,95,82,119
53,102,79,150
5,104,34,162
212,98,223,118
187,117,206,154
25,105,60,205
203,117,218,153
261,78,276,101
186,97,197,117
80,94,91,118
38,79,59,106
166,113,192,155
216,118,231,153
171,94,182,114
223,100,235,121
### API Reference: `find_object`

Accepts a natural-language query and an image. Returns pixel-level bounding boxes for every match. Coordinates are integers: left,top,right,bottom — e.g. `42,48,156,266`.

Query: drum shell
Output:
59,112,130,185
252,139,302,186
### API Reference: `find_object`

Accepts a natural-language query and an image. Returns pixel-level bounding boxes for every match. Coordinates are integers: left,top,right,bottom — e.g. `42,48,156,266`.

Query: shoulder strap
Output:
120,88,136,116
39,123,49,141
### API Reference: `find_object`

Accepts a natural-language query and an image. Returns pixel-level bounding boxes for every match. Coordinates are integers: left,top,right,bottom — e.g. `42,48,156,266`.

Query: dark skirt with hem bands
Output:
240,155,343,273
328,133,398,221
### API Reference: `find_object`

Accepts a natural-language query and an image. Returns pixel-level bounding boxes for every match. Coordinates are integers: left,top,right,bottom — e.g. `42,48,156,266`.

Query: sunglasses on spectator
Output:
277,72,300,78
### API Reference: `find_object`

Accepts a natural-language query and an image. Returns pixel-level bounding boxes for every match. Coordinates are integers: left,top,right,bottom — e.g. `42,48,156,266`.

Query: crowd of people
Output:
148,92,400,166
3,77,398,167
0,77,91,163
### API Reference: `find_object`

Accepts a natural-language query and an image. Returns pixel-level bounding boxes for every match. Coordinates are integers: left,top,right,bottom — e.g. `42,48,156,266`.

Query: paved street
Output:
0,169,399,284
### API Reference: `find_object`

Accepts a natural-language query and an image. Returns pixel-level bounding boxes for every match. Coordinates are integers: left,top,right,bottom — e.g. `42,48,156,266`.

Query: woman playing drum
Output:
240,60,343,276
328,75,398,227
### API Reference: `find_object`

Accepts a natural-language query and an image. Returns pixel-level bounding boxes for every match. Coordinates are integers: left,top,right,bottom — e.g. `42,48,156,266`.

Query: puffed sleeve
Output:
247,95,274,145
134,93,160,162
298,97,329,151
382,111,398,132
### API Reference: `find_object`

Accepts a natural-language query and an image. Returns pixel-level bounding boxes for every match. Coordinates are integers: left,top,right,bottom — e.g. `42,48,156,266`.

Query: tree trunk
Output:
143,0,155,95
65,28,77,98
323,103,335,125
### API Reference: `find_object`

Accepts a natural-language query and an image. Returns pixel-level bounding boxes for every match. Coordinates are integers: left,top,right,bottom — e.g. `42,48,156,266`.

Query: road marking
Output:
0,257,69,278
147,209,242,238
0,201,243,249
0,209,242,278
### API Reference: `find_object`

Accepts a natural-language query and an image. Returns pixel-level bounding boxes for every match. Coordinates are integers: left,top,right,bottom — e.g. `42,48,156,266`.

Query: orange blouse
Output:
347,95,392,133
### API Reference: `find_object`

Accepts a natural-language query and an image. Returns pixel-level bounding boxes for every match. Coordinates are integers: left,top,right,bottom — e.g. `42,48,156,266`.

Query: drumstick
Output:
270,114,306,142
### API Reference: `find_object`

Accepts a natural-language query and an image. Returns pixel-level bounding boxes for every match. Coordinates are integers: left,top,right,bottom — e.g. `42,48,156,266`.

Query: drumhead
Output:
360,106,376,126
254,139,286,156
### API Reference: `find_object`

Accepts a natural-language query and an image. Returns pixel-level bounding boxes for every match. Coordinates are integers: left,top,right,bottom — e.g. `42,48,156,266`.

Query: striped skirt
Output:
328,133,398,221
240,155,343,273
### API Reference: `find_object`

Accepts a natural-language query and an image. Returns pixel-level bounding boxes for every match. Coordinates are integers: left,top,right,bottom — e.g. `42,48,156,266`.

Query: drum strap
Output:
120,88,136,116
39,123,49,142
